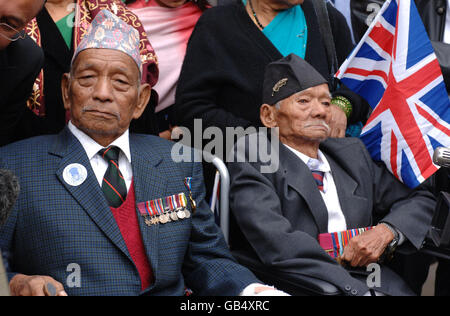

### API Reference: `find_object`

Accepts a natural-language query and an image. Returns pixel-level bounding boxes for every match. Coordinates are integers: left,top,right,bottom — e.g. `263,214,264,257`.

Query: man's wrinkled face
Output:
63,48,149,146
0,0,44,50
274,84,332,143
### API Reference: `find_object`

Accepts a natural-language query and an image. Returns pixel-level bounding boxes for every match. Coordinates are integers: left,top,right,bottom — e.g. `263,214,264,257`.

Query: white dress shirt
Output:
445,0,450,44
284,144,347,233
68,121,133,192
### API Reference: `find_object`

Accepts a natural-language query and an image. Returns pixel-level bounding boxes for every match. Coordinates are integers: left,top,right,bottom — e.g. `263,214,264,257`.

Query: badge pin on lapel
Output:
63,164,88,187
184,177,196,215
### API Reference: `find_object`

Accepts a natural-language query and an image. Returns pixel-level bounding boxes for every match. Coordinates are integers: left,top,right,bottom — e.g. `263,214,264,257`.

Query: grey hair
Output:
0,170,20,226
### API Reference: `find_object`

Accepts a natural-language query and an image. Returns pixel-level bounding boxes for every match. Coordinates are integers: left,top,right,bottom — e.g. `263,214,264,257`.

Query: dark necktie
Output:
99,146,127,208
311,170,325,192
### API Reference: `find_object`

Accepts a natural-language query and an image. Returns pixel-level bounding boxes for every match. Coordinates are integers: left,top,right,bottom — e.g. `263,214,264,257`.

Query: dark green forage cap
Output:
262,53,328,106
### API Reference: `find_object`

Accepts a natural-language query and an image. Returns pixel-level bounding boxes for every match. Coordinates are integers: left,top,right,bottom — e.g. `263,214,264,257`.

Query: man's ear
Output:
61,73,71,111
133,83,152,120
260,104,278,128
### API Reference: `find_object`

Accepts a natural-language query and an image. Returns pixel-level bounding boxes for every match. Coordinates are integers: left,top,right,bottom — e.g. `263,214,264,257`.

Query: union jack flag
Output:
336,0,450,188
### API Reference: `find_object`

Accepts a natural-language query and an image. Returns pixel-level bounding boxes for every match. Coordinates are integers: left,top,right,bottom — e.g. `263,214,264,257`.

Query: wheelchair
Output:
207,153,342,296
209,154,450,296
419,191,450,263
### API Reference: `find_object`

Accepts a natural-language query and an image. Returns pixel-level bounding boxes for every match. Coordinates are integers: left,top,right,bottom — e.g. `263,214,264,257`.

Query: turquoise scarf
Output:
243,0,308,58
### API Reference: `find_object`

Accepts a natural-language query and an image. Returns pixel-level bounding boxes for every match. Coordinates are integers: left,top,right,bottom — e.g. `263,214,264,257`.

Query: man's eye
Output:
115,79,128,85
113,78,131,90
77,75,96,85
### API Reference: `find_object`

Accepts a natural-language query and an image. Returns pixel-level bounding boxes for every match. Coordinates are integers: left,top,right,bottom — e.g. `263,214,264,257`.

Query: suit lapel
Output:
130,135,166,287
50,128,131,260
281,144,329,233
320,140,370,229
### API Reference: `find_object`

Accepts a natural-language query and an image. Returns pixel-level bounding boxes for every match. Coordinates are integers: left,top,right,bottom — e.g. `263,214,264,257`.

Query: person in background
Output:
0,0,159,147
174,0,368,196
348,0,449,44
126,0,208,139
175,0,366,133
327,0,356,42
415,0,450,94
338,0,450,94
0,0,45,146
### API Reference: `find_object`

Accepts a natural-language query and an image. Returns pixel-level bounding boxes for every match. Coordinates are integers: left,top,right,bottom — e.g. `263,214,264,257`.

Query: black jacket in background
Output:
174,0,359,133
350,0,450,92
415,0,450,92
0,36,44,147
351,0,447,42
415,0,447,42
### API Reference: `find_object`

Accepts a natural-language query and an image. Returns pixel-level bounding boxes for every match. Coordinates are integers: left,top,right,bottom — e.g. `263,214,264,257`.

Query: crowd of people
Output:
0,0,449,296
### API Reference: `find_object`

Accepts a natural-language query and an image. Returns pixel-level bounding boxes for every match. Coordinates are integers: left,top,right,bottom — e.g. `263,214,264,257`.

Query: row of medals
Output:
144,207,191,226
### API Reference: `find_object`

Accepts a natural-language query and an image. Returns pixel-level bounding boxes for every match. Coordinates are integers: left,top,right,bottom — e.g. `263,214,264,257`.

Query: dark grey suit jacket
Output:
228,135,435,296
0,128,259,296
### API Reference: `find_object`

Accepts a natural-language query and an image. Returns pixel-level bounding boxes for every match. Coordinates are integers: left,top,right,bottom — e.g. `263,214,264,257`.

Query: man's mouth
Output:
305,121,330,132
82,106,120,120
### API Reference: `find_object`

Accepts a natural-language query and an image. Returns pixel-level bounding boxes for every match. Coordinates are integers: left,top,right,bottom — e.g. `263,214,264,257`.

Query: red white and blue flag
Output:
336,0,450,188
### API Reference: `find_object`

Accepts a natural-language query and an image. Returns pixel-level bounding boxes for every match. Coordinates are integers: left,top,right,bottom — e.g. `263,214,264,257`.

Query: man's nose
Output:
311,100,330,118
92,76,113,102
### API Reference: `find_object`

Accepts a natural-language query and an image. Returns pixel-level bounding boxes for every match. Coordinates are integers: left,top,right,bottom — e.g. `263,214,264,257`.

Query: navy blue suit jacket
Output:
0,128,258,296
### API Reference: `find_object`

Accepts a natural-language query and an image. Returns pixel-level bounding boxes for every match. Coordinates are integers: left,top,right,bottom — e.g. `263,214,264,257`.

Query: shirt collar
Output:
283,143,330,173
68,121,132,163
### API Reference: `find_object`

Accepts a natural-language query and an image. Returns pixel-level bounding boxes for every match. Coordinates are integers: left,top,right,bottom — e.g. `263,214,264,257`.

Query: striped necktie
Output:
311,170,325,192
99,146,127,208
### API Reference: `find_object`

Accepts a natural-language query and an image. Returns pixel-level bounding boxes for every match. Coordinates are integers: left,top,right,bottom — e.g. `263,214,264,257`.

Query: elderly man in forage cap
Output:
227,53,436,296
0,9,285,296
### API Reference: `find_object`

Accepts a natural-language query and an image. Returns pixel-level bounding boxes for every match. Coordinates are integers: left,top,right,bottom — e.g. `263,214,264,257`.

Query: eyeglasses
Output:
0,23,26,41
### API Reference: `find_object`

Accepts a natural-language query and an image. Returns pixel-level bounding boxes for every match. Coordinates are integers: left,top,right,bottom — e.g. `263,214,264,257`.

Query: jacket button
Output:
345,285,351,292
351,289,358,296
437,7,445,15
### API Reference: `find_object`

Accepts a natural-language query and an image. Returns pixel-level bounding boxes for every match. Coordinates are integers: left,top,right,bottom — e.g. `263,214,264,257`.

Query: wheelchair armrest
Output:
430,191,450,248
232,250,341,296
420,238,450,261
